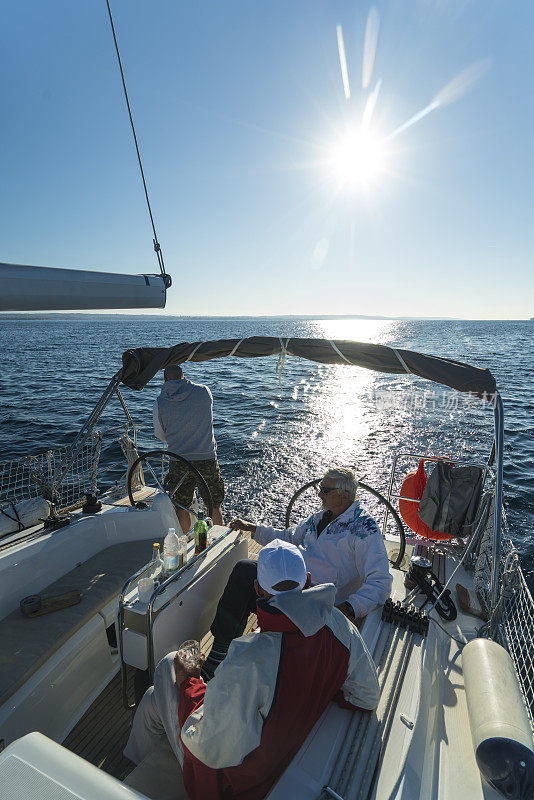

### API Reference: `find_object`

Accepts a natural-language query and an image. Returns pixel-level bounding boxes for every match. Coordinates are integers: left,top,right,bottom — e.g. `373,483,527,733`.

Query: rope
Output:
420,491,493,615
105,0,168,284
430,616,468,647
0,500,24,531
228,338,245,357
276,338,290,388
392,348,411,374
329,340,354,364
186,342,204,362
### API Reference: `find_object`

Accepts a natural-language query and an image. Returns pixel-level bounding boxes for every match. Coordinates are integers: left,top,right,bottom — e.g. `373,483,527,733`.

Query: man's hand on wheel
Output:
229,518,257,536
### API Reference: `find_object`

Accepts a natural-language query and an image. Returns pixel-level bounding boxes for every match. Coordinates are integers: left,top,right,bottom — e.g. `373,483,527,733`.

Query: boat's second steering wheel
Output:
285,479,406,569
127,449,214,521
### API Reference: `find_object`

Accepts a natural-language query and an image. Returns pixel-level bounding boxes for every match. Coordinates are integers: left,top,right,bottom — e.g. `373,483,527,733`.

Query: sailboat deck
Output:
62,533,262,780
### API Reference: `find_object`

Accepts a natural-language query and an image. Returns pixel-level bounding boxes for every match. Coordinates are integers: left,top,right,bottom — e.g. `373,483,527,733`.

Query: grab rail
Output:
117,527,238,709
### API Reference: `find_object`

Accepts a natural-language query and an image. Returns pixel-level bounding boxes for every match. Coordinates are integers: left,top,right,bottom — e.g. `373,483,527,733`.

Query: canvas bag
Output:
418,461,484,538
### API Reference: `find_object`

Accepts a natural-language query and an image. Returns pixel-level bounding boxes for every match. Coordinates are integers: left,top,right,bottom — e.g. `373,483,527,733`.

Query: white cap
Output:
257,539,307,595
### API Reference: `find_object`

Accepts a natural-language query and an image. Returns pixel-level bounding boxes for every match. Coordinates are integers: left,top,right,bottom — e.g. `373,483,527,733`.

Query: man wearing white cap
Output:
125,539,379,800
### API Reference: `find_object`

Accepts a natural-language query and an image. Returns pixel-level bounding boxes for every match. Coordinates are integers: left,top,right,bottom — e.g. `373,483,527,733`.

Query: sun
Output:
328,127,387,190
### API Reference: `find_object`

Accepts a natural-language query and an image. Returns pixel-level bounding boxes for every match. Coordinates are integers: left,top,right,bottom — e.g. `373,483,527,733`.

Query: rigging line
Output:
276,338,290,388
329,340,353,365
185,342,205,362
228,338,245,357
105,0,168,283
0,501,24,531
392,347,411,374
429,616,468,647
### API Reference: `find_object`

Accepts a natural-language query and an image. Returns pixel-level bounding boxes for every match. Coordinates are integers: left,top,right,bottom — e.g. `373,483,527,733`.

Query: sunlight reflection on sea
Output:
0,316,532,586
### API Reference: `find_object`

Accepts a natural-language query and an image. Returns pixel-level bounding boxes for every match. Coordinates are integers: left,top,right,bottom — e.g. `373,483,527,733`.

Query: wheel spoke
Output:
172,500,192,513
145,460,165,494
127,450,213,519
168,472,189,500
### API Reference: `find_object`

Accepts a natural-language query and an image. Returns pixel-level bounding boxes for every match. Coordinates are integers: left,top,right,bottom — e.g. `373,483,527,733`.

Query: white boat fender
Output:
463,638,534,800
0,496,52,537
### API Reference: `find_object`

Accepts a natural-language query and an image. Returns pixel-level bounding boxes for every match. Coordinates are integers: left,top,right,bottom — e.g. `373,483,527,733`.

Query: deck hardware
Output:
43,512,71,530
19,595,41,616
400,714,414,729
82,492,102,514
20,590,82,617
401,559,458,622
382,599,429,637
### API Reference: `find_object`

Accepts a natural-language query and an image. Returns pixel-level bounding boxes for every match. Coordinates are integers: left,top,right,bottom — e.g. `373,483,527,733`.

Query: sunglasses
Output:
317,484,339,495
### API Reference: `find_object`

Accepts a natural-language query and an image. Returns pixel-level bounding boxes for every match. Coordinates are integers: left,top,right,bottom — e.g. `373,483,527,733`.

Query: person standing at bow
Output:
153,365,225,533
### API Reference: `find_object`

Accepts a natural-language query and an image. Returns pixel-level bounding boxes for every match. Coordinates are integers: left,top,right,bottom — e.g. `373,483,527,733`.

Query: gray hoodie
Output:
153,379,217,460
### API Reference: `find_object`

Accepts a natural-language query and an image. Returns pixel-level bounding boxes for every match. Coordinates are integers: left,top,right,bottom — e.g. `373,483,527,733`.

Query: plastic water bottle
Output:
178,535,188,568
194,512,208,555
149,542,163,585
163,527,180,576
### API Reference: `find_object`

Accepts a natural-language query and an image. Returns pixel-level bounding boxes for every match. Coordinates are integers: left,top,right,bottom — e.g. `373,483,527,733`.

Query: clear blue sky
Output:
1,1,532,318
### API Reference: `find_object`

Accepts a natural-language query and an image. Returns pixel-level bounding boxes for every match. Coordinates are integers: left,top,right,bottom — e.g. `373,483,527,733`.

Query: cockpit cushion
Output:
0,539,160,707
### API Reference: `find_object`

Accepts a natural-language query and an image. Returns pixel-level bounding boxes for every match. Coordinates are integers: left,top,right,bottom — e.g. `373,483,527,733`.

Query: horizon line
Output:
0,313,531,321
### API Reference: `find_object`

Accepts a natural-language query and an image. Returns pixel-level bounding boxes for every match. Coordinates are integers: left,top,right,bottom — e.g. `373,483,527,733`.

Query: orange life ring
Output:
399,460,454,541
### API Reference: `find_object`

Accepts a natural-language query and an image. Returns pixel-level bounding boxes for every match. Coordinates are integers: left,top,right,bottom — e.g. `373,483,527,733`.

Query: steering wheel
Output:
127,449,214,520
285,478,406,569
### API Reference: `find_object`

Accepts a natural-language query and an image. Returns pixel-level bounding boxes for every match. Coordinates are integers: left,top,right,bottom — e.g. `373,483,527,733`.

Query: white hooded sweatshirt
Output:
254,500,392,617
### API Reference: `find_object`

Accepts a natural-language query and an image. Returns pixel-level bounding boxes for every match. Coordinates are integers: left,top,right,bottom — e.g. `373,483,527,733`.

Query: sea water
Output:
0,316,532,587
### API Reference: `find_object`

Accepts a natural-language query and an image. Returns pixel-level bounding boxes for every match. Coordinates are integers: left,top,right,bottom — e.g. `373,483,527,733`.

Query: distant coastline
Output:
0,313,529,322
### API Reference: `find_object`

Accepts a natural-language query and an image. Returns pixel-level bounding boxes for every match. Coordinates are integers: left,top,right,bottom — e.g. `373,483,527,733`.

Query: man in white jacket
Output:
202,467,392,679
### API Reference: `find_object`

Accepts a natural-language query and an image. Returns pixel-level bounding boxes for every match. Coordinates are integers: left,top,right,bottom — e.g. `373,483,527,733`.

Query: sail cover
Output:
120,337,497,398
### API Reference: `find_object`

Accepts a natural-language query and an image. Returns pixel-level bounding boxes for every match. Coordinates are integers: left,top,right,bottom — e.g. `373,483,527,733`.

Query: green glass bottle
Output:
194,512,208,555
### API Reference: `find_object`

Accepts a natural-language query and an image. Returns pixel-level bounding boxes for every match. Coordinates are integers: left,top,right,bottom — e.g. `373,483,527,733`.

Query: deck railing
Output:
0,424,133,514
496,544,534,729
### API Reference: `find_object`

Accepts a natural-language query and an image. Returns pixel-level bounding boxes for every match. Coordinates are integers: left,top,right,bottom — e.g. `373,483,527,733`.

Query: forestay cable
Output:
105,0,170,287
